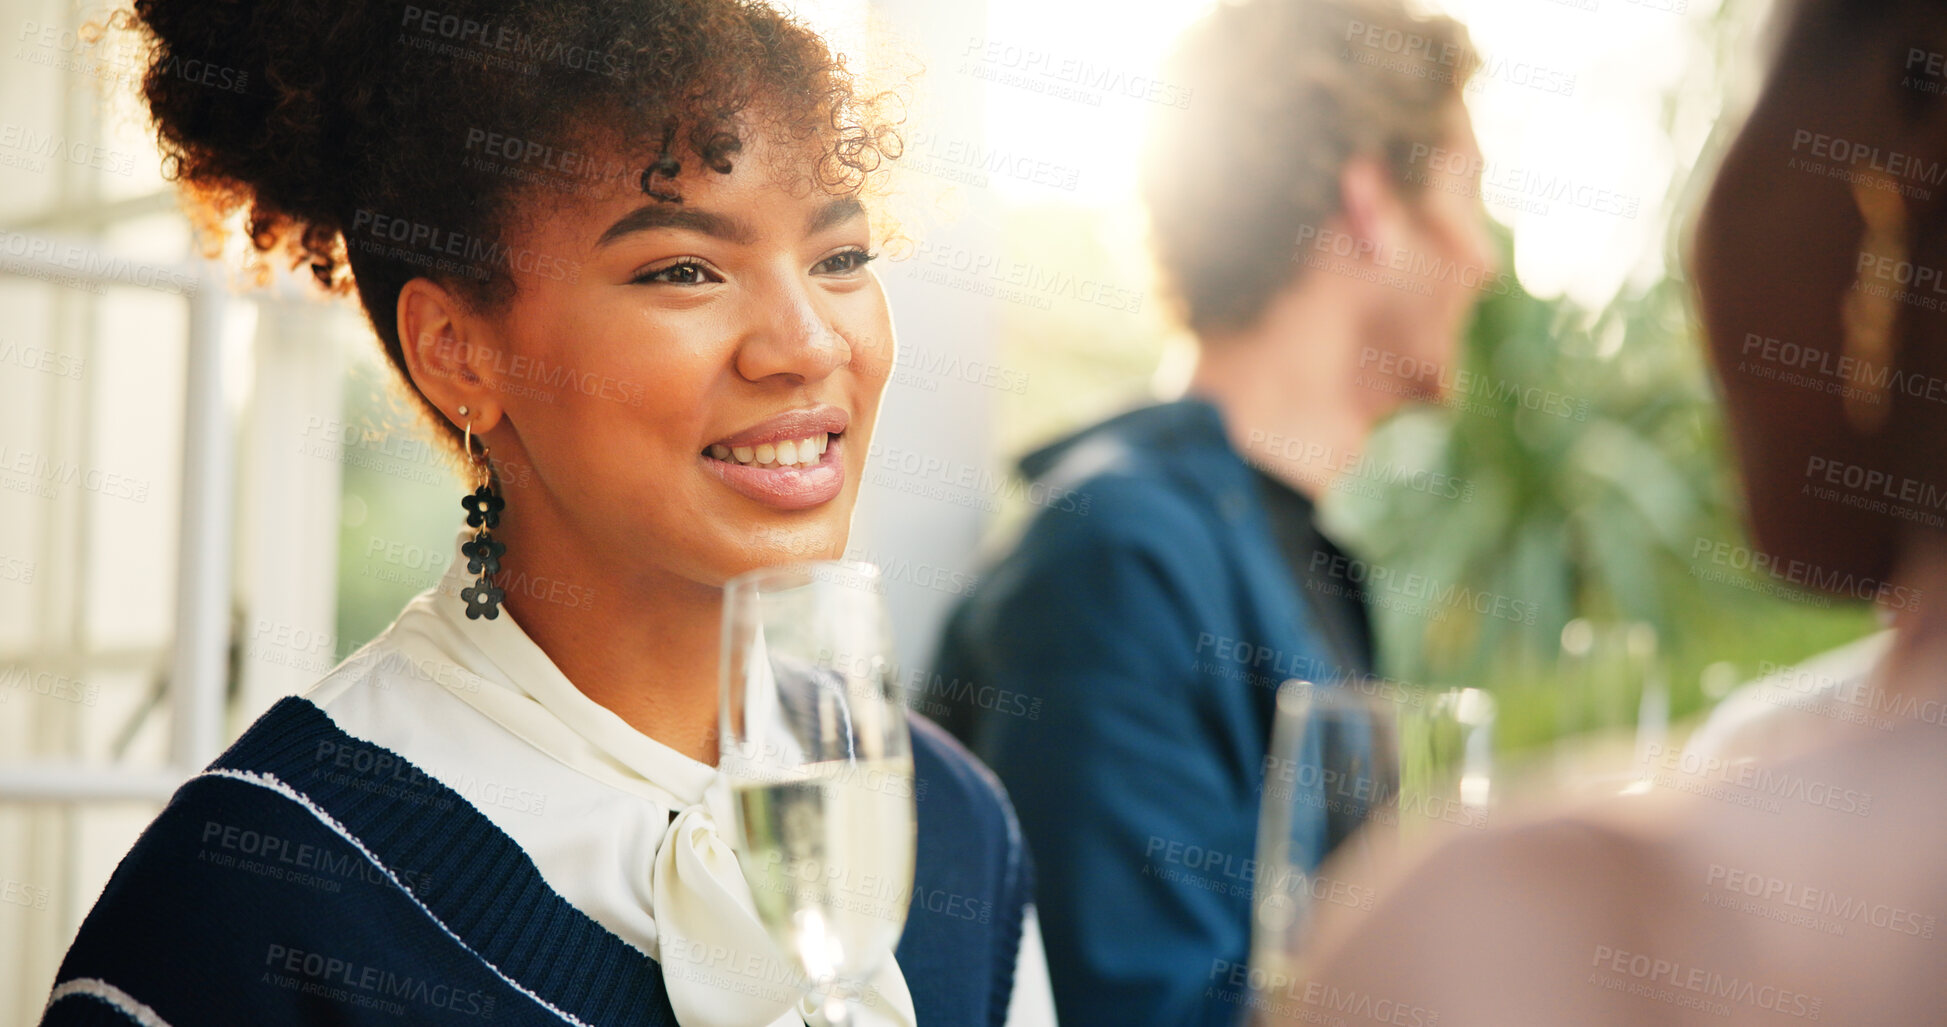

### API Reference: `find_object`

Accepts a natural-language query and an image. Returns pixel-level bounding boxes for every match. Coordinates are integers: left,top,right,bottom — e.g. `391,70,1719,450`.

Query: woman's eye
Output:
632,259,721,286
815,249,878,275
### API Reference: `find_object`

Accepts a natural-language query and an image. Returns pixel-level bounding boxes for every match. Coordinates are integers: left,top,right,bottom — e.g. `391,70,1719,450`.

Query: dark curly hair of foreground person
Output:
118,0,903,453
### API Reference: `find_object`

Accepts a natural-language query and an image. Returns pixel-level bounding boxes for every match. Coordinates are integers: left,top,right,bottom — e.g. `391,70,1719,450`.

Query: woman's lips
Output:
700,432,845,510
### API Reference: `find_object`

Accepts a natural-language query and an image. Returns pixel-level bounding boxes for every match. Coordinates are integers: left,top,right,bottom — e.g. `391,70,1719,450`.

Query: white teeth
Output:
712,433,833,468
778,436,821,467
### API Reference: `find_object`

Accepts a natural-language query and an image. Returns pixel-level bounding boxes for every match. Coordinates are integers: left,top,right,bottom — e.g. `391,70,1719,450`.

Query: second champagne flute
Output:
1248,678,1494,1017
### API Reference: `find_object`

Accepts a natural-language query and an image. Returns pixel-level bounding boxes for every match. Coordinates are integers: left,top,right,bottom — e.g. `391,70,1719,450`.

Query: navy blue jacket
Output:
43,697,1030,1026
931,397,1366,1027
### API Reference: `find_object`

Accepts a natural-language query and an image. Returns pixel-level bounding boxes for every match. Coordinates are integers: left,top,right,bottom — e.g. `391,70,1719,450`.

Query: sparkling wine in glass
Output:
1248,679,1493,1016
720,561,916,1025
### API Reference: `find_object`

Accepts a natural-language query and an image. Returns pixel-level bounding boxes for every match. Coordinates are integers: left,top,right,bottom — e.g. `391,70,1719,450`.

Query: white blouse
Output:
305,529,1056,1027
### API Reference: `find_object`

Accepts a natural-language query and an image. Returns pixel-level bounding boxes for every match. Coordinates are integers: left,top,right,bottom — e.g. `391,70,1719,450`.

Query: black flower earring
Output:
456,406,507,620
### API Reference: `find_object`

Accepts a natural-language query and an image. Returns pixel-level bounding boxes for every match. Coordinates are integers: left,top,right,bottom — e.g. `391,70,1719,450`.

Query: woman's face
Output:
428,129,895,591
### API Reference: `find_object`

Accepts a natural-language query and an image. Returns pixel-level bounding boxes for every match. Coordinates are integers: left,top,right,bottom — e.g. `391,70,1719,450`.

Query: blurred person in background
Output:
40,1,1054,1024
928,0,1497,1022
1291,0,1947,1021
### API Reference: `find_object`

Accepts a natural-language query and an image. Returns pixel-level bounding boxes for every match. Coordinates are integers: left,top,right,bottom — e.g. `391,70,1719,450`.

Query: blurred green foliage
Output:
1322,248,1877,753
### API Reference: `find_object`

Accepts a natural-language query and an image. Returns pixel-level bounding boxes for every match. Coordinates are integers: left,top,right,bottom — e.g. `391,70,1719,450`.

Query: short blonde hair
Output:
1142,0,1476,337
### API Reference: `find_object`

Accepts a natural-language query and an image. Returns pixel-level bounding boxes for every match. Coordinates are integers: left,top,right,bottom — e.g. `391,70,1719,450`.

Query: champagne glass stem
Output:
818,979,852,1026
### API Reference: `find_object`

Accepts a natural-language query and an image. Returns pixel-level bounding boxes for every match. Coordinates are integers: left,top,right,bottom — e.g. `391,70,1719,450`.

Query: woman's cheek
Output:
849,274,896,368
842,321,897,400
853,342,894,399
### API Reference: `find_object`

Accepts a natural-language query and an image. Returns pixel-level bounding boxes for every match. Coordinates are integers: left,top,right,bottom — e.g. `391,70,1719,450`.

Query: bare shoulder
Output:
1288,806,1677,1027
1291,729,1947,1026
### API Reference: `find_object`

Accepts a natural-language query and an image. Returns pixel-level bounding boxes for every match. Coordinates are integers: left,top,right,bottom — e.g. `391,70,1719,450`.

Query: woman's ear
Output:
398,277,502,432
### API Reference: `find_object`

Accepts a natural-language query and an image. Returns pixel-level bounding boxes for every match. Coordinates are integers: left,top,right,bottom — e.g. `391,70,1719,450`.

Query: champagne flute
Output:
1554,618,1668,797
719,561,916,1025
1248,679,1493,1016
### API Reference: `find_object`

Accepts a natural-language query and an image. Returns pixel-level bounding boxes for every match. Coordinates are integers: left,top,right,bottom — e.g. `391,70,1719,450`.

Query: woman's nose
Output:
736,279,850,384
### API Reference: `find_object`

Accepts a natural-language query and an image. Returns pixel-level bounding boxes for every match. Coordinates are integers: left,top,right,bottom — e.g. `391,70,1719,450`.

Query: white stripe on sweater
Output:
200,767,593,1027
45,978,174,1026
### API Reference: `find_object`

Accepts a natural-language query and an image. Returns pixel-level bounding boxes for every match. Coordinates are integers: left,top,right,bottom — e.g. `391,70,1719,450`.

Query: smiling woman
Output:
38,2,1053,1026
391,130,899,751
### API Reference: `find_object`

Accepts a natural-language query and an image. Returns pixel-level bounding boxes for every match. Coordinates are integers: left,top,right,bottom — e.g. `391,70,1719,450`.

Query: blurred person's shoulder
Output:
1675,713,1947,998
997,396,1248,562
1299,725,1947,1025
1684,631,1894,764
1296,798,1685,1026
930,399,1254,740
1620,722,1947,1022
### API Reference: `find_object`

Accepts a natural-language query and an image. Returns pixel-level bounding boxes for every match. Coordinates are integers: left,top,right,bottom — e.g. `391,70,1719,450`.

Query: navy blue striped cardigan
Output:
42,697,1032,1025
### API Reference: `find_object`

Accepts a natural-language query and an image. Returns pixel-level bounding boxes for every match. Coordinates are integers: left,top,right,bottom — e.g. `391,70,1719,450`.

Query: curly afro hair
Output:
124,0,903,453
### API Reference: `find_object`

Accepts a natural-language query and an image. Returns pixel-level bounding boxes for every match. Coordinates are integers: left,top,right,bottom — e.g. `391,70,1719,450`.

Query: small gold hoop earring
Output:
458,405,489,470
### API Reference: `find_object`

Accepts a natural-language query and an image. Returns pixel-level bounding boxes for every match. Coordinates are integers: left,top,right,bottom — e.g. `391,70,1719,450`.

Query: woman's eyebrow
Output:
596,205,755,248
595,195,862,248
807,195,864,235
